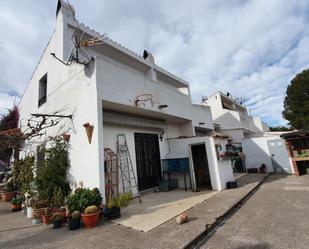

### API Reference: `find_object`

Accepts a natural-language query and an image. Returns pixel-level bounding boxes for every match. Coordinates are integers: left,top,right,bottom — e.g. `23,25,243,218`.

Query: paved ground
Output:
200,174,309,249
0,174,266,249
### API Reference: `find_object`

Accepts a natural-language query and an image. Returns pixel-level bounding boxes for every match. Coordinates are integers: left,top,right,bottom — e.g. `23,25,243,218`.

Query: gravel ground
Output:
0,173,266,249
200,174,309,249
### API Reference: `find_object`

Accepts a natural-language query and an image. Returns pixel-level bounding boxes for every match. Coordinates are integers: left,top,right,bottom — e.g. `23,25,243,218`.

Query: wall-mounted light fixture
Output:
199,122,205,126
159,104,168,109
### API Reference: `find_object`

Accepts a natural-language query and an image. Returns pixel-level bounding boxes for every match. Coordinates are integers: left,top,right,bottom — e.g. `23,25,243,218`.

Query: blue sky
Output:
0,0,309,126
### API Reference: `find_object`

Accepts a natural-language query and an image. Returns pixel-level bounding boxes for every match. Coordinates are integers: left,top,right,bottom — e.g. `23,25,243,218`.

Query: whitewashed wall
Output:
217,159,235,189
223,130,245,143
241,136,280,172
19,6,105,197
191,104,214,130
168,136,229,191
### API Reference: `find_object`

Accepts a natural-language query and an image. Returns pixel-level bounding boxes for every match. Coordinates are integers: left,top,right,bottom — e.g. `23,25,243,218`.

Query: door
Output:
191,144,212,189
267,139,292,173
134,133,162,191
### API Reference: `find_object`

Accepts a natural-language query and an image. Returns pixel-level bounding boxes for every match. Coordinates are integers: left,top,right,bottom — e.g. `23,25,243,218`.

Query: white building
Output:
206,91,269,143
18,0,234,201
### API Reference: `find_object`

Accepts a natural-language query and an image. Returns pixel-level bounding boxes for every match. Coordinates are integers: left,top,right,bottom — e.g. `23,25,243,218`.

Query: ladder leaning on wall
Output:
116,134,142,203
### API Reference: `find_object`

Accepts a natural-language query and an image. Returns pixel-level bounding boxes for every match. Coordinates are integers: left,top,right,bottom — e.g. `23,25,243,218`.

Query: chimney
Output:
143,50,155,64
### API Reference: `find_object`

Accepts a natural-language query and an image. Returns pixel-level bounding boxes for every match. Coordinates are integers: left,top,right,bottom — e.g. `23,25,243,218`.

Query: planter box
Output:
103,207,121,220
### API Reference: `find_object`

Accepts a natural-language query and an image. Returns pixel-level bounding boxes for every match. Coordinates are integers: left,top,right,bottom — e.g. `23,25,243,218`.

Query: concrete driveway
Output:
200,174,309,249
0,173,267,249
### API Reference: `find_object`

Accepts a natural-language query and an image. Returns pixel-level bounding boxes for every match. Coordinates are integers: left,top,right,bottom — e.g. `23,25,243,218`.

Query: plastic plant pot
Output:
104,207,121,220
27,207,33,219
69,218,81,230
53,220,62,229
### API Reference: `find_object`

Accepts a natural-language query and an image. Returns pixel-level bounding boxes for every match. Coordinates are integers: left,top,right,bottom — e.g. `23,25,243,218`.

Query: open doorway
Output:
191,144,212,190
134,133,162,191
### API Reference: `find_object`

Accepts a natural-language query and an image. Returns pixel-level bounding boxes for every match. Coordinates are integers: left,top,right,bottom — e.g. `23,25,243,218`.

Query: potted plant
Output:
67,187,102,228
69,211,81,230
32,211,42,225
81,205,100,228
31,197,49,224
67,187,102,213
51,187,64,212
11,195,24,211
103,192,132,220
1,180,17,202
104,197,121,220
41,207,52,225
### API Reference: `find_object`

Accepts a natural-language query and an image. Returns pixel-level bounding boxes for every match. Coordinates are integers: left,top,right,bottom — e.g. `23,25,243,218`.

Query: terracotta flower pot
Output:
1,192,15,202
81,211,100,228
11,203,22,211
42,214,52,225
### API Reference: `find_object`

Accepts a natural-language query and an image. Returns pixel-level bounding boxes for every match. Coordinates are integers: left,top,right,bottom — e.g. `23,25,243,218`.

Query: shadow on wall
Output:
214,110,242,129
242,138,274,173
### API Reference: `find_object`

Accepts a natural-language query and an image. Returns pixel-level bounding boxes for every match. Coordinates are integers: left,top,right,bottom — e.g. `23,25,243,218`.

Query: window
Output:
38,74,47,107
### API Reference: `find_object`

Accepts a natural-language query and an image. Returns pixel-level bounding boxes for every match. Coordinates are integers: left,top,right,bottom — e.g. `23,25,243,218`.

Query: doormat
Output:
111,190,217,232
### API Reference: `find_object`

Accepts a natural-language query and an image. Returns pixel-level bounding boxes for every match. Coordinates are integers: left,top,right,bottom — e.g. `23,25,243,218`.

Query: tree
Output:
0,105,19,131
283,69,309,130
35,137,71,205
0,105,20,165
269,126,293,132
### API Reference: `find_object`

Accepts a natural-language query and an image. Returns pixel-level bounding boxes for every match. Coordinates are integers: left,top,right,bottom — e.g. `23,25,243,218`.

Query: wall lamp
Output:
199,122,205,126
159,104,168,109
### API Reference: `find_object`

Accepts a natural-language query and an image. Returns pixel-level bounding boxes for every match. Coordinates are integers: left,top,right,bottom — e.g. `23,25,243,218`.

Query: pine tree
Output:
283,69,309,130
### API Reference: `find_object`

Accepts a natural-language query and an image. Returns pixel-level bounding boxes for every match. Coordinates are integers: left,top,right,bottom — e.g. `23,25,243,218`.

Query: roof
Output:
74,21,189,87
280,130,309,139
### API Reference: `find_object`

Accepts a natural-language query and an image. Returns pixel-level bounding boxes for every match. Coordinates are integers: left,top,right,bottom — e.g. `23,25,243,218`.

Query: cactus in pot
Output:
81,205,100,228
69,210,81,231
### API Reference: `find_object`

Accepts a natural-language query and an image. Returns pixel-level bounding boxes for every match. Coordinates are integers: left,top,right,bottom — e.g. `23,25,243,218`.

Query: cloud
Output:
0,0,309,127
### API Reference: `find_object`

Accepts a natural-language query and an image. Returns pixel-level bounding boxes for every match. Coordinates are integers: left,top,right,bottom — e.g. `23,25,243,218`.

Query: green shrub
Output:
106,192,132,209
106,197,120,209
118,192,132,207
11,195,24,205
67,188,102,212
35,137,71,205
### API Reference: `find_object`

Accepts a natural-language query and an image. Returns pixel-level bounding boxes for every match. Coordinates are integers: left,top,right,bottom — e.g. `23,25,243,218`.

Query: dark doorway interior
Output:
191,144,212,189
134,133,162,191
